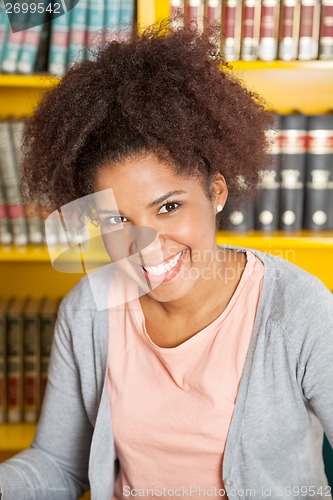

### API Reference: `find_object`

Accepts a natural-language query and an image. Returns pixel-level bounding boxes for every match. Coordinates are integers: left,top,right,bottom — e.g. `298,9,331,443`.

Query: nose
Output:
124,225,166,265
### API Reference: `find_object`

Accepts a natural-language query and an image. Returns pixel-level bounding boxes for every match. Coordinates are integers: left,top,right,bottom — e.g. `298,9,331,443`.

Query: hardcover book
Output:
255,115,282,230
0,298,7,423
279,113,307,231
258,0,280,60
23,298,41,423
222,0,242,60
298,0,320,60
7,298,24,423
304,114,332,230
278,0,301,60
240,0,261,60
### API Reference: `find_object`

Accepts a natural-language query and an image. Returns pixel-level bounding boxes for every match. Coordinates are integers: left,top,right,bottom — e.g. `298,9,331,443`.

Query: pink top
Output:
108,250,264,499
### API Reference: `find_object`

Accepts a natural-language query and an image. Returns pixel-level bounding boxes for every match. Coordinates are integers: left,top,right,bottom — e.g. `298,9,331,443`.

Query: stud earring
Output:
216,204,223,213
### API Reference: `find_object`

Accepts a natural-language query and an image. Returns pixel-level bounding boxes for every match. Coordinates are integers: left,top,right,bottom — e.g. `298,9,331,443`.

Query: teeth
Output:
144,251,183,276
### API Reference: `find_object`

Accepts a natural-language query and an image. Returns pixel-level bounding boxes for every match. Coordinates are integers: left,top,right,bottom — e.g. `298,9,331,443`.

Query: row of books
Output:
0,0,136,75
219,113,333,232
0,296,59,424
170,0,333,61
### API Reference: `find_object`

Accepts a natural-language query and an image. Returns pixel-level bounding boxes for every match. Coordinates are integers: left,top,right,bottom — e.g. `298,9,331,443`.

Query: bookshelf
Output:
0,0,333,493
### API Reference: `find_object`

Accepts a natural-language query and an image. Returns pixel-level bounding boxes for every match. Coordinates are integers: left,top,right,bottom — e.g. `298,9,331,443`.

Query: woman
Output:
1,20,333,500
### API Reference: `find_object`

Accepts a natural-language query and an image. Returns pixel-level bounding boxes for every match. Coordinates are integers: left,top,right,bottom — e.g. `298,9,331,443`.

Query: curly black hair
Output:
21,18,273,210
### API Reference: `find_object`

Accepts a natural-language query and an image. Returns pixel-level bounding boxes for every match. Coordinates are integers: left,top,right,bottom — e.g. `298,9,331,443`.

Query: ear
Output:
210,172,228,208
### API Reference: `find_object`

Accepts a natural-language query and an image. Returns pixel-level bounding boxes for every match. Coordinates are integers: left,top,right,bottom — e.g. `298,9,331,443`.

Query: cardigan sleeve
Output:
300,298,333,449
0,301,94,500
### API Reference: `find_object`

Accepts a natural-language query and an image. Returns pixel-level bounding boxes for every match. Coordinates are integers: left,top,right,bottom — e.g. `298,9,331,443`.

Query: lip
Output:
130,250,185,268
129,250,187,283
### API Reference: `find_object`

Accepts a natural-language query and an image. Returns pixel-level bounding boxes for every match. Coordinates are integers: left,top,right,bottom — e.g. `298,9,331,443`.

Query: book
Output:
319,0,333,59
240,0,261,60
171,0,185,30
7,298,24,423
0,299,7,423
279,113,307,231
219,175,256,230
40,298,57,403
298,0,320,60
0,121,28,245
86,0,105,60
1,9,30,73
0,169,12,244
118,0,136,40
9,119,44,244
278,0,301,60
184,0,205,32
0,2,10,66
68,0,89,67
16,9,48,74
23,298,41,423
304,115,332,230
204,0,222,50
48,6,71,76
104,0,121,42
222,0,242,60
259,0,280,60
255,115,282,231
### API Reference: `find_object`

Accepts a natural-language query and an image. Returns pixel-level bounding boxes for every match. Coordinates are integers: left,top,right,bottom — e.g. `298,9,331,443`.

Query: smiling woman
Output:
0,16,333,500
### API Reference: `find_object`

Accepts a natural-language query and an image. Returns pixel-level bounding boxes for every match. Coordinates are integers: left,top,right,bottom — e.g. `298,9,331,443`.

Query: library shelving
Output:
1,0,333,492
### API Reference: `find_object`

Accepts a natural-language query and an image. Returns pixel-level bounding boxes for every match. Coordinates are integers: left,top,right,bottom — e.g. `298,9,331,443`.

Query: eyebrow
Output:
96,190,187,215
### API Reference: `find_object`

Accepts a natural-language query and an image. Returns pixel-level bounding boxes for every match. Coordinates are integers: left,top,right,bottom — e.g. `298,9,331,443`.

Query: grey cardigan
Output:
1,245,333,500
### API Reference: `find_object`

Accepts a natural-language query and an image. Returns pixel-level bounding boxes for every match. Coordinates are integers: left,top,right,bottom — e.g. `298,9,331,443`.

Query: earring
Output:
216,204,223,213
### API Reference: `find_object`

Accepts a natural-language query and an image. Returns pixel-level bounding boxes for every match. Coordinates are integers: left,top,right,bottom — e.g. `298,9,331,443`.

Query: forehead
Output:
94,153,202,195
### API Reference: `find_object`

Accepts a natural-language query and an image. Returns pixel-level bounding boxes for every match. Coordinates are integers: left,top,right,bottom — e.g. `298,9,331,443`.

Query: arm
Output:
300,291,333,448
0,301,94,500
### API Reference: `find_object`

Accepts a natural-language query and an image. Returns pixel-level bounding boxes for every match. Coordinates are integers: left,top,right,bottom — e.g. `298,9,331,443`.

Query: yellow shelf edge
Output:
0,423,36,451
0,74,60,89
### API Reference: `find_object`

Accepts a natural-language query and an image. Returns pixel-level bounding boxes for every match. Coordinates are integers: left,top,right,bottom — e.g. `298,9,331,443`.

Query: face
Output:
93,152,228,304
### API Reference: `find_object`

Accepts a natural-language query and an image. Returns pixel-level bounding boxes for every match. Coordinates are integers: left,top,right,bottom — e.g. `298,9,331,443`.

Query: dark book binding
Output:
0,299,7,423
255,115,282,231
279,113,307,231
304,114,333,230
7,298,24,423
23,298,41,423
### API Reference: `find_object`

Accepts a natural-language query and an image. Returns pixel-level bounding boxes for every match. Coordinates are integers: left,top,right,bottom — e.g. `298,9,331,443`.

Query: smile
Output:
142,251,183,276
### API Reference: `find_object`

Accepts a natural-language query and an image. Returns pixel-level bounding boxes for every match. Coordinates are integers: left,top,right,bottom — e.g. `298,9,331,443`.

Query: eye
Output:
101,215,128,227
158,201,182,214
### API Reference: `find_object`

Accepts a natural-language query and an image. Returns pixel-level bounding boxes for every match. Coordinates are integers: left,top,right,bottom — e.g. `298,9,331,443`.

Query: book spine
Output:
0,122,28,245
240,0,261,60
48,9,71,76
10,119,44,244
304,115,332,230
86,0,105,59
279,113,307,231
104,0,121,42
7,302,24,423
0,302,6,423
68,0,89,66
220,193,256,230
259,0,280,60
40,303,56,403
171,0,185,29
0,3,10,66
255,116,282,231
16,11,46,74
23,303,40,423
319,0,333,59
298,0,320,59
1,8,30,73
278,0,301,60
222,0,242,60
184,0,204,31
0,177,12,244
